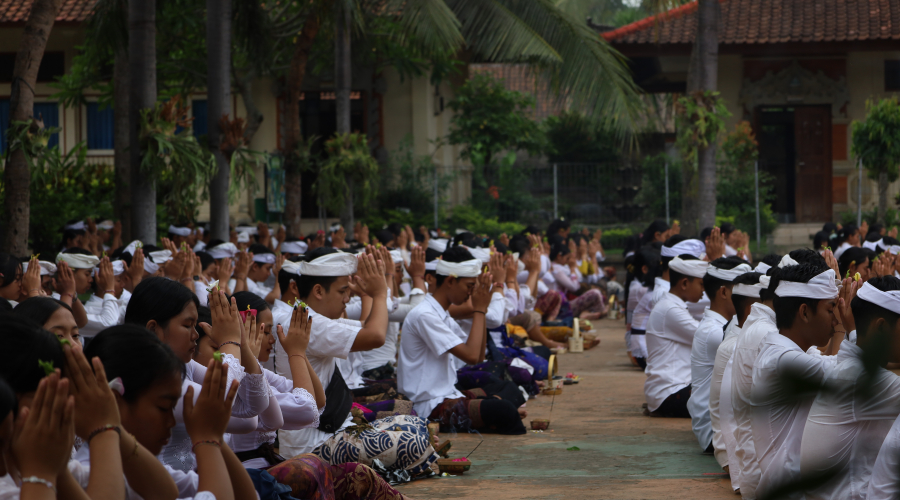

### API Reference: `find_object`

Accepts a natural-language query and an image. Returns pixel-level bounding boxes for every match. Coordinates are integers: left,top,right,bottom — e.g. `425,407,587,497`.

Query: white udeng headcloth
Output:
707,263,753,281
253,253,276,264
389,249,404,264
281,241,308,254
93,260,126,277
424,261,438,271
281,260,302,276
863,239,885,252
466,246,491,264
148,250,172,264
168,225,191,237
668,256,709,279
733,276,768,298
778,254,799,268
774,269,839,299
298,252,358,277
56,253,100,269
755,262,772,273
857,281,900,315
23,261,57,276
661,239,706,259
428,238,449,253
208,242,238,260
436,259,482,278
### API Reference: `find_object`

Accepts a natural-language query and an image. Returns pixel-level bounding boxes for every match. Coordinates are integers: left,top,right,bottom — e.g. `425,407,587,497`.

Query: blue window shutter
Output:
0,100,9,153
192,99,208,137
86,102,114,149
32,102,59,149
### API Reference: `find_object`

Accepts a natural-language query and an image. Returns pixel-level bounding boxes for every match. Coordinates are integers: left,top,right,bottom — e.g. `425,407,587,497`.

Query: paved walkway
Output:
397,318,737,499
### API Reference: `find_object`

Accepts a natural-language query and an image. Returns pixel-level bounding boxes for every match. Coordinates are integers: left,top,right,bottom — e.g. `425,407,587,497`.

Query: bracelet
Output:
289,354,308,360
473,310,487,314
192,440,221,452
29,288,40,294
87,424,121,443
104,289,116,295
20,476,56,493
125,434,139,461
834,330,846,334
60,292,74,300
220,341,242,349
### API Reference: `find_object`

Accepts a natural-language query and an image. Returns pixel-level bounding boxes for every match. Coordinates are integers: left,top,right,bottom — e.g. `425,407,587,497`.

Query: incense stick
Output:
466,438,484,459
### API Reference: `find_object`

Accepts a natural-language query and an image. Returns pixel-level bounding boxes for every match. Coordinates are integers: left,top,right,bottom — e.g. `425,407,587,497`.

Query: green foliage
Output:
543,110,620,163
674,91,732,163
313,133,380,214
139,96,216,222
719,121,759,172
0,143,115,255
600,227,634,250
637,153,682,220
7,120,61,158
852,98,900,183
447,204,525,237
716,122,777,235
374,136,455,221
840,207,900,228
447,73,547,166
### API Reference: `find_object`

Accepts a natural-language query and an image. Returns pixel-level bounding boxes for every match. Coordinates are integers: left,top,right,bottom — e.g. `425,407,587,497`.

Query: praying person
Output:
399,246,527,435
233,244,282,304
644,256,707,418
688,257,752,452
750,264,849,498
800,277,900,500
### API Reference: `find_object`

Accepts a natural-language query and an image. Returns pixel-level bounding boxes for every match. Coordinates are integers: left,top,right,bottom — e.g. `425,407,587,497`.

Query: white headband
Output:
466,246,491,264
237,232,251,243
436,259,482,277
425,261,438,271
253,253,276,264
281,260,302,276
23,260,57,276
707,263,753,281
298,252,358,277
774,269,839,299
389,249,404,264
148,250,172,264
235,226,258,235
857,282,900,315
759,275,772,288
123,240,143,257
97,220,114,231
863,239,884,252
64,220,85,231
209,242,238,260
281,240,308,254
143,259,159,274
56,253,100,269
669,256,709,278
778,254,799,268
329,223,341,233
168,225,191,237
428,238,449,253
93,260,126,277
661,239,706,259
733,278,767,298
890,245,900,256
755,262,772,273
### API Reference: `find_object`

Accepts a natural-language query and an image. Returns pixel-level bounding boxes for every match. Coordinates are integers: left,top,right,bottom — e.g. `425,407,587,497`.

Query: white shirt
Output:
245,278,273,300
78,292,120,337
730,302,778,500
688,292,711,322
688,309,729,451
397,295,466,417
644,292,699,412
833,242,852,259
867,413,900,500
750,332,836,499
711,319,742,491
800,340,900,500
626,278,648,324
632,277,670,332
356,288,426,373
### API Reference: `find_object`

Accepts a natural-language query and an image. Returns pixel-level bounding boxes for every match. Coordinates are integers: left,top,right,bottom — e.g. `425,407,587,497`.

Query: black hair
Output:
61,247,94,256
822,222,838,234
851,276,900,341
885,236,900,246
702,257,747,296
547,219,570,236
522,226,541,236
424,248,442,262
207,239,226,249
836,225,859,246
865,248,879,263
866,231,883,243
436,246,476,288
124,277,200,329
547,234,565,248
195,306,211,340
635,248,661,289
83,325,185,403
0,253,22,288
550,243,570,262
453,232,480,248
374,230,395,246
0,299,11,313
760,267,778,302
668,254,700,288
641,220,669,245
623,235,641,257
0,376,15,423
772,263,830,330
761,253,783,268
248,243,273,255
813,231,830,250
838,247,869,278
386,223,404,237
232,291,270,312
788,248,826,266
731,272,762,321
699,227,713,242
0,313,65,394
870,224,885,237
13,297,73,327
277,256,304,295
295,247,341,299
720,223,736,236
494,242,510,254
508,235,530,256
197,251,215,271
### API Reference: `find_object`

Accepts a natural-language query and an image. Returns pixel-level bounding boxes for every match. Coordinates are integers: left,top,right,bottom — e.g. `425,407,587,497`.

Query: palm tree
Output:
279,0,644,237
693,0,720,232
129,0,158,243
2,0,64,255
207,0,232,241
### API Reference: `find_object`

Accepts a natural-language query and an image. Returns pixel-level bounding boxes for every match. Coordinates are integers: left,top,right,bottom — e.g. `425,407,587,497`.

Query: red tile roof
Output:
0,0,95,24
603,0,900,45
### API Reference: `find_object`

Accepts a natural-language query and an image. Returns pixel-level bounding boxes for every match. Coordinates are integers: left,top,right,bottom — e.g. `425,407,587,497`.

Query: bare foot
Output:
518,408,528,419
432,435,439,446
579,311,603,320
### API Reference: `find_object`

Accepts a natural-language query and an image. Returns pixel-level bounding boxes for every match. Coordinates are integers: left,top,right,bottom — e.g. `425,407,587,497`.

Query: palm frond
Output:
446,0,563,63
382,0,465,54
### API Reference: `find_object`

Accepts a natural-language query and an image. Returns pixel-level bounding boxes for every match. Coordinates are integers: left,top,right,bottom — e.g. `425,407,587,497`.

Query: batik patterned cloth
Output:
266,454,410,500
312,415,437,475
330,462,411,500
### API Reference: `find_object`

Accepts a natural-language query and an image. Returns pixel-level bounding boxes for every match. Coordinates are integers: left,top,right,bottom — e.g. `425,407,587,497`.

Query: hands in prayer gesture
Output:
488,251,505,286
22,256,42,298
202,291,243,346
471,270,493,312
351,249,387,298
242,310,265,360
54,261,77,298
822,249,839,276
704,227,726,261
523,248,541,273
308,232,326,251
834,276,858,335
233,251,251,281
183,358,239,443
405,246,426,278
96,257,116,295
277,305,312,357
331,226,348,249
12,373,75,484
63,344,120,438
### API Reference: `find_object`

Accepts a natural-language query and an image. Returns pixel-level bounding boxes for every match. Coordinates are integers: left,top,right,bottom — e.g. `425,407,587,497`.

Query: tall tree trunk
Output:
1,0,63,255
129,0,157,243
878,171,888,224
113,48,132,241
680,42,700,237
282,14,321,238
694,0,719,231
207,0,232,241
335,6,353,237
234,69,263,145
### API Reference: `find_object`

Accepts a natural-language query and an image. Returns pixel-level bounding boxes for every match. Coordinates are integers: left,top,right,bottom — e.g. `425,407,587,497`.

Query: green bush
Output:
448,204,525,237
600,227,634,250
544,111,620,164
637,153,682,221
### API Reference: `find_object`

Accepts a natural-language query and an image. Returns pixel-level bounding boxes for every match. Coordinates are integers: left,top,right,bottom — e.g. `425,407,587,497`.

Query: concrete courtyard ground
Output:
396,318,737,500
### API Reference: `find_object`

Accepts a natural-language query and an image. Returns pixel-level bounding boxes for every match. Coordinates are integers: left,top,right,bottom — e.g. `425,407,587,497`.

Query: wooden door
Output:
794,106,832,222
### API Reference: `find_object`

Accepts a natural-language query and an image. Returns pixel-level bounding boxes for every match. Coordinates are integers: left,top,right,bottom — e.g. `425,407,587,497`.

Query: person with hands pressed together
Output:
399,246,527,435
53,260,88,327
275,247,437,476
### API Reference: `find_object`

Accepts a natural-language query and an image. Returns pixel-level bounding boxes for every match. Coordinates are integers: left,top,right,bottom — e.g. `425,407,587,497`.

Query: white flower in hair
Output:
206,280,220,292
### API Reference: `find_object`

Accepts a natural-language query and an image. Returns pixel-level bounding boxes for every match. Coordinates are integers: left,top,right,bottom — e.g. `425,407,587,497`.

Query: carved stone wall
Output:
739,59,850,117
